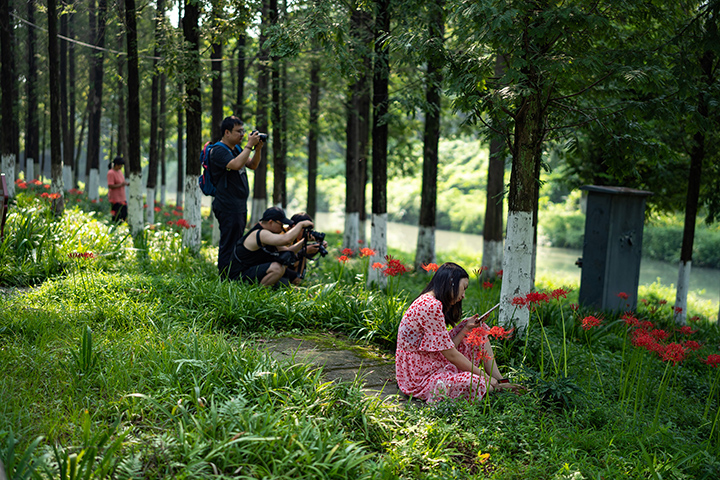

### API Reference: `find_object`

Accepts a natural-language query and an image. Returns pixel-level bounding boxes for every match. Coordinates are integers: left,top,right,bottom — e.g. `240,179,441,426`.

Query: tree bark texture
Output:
126,0,144,236
235,32,246,118
26,0,40,178
1,0,17,194
211,7,223,142
252,0,270,225
48,0,65,215
86,0,107,200
307,59,320,219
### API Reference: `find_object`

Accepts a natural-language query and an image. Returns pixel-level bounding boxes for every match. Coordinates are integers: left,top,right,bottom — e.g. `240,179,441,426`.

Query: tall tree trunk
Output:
26,0,40,182
368,0,390,288
251,0,271,225
344,6,371,251
0,0,17,194
159,73,167,205
307,59,320,219
125,0,143,236
482,54,507,276
415,0,444,271
146,0,165,225
499,87,544,332
182,0,203,250
675,51,714,326
235,33,246,118
68,12,77,187
48,0,65,215
86,0,107,201
210,3,223,246
176,95,184,208
60,6,71,189
270,0,286,208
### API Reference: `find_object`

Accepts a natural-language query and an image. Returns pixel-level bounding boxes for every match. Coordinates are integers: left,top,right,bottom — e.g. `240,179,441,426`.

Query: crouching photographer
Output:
229,207,313,286
283,212,329,284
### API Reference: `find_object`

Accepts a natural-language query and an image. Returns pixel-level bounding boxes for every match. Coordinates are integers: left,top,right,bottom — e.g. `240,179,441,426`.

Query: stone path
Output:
256,333,406,403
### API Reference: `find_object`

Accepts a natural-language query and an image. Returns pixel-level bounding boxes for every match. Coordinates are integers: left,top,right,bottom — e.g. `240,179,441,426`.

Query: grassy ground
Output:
2,190,720,479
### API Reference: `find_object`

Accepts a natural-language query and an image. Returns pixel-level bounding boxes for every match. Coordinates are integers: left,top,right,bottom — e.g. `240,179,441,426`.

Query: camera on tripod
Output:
303,228,328,257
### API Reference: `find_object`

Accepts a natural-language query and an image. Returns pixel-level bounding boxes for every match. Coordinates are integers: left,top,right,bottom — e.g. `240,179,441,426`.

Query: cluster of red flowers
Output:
705,354,720,367
360,247,376,257
617,292,629,300
383,256,408,277
167,219,195,229
338,255,349,263
621,312,711,365
68,188,84,195
465,325,515,347
68,252,95,259
581,315,603,330
482,281,493,289
372,262,384,270
40,192,62,200
421,263,439,272
342,248,354,257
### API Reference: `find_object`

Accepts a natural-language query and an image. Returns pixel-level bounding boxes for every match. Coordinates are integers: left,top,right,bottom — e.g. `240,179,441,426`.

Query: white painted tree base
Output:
127,173,144,236
1,154,15,197
343,212,360,252
482,239,503,275
367,213,388,288
499,211,533,332
25,158,34,182
183,177,202,251
674,260,691,326
415,225,436,270
211,209,220,246
63,166,73,191
146,188,155,225
88,169,100,201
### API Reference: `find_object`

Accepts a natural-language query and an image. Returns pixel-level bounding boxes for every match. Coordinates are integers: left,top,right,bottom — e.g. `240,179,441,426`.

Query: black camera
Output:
252,130,269,142
303,228,328,257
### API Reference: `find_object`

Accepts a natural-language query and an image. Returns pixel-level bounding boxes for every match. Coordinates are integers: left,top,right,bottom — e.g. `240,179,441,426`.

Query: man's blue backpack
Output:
198,141,233,196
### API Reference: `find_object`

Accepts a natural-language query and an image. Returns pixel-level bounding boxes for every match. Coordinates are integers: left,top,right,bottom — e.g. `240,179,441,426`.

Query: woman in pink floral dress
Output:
395,262,516,401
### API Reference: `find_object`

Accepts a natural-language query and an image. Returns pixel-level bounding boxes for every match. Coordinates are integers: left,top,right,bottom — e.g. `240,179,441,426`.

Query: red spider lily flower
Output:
640,320,655,329
143,203,148,209
43,184,50,189
40,192,50,198
30,179,42,185
482,281,493,289
496,270,503,277
640,298,648,304
474,349,492,363
338,255,349,263
631,330,662,353
360,248,376,257
14,178,21,185
335,229,342,234
704,354,720,367
372,262,384,270
466,326,491,346
167,221,175,226
677,326,697,336
683,340,702,351
383,256,408,277
525,291,550,305
480,266,489,272
551,288,570,300
649,329,670,341
511,296,527,308
172,210,182,217
110,210,116,216
358,239,364,244
658,299,667,305
581,316,602,330
422,263,439,272
689,316,701,323
17,181,27,189
622,313,640,327
570,303,579,311
68,252,95,259
660,343,687,364
163,211,170,216
49,193,61,200
342,248,354,256
617,292,629,300
674,306,683,314
489,325,514,339
91,199,97,203
154,207,161,212
176,219,193,229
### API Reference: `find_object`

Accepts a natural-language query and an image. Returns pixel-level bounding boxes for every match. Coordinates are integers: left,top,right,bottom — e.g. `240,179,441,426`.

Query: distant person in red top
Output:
107,156,129,222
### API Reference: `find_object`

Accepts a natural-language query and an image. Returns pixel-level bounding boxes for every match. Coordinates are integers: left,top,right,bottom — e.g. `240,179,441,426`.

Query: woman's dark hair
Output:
418,262,469,326
289,212,312,227
108,156,124,170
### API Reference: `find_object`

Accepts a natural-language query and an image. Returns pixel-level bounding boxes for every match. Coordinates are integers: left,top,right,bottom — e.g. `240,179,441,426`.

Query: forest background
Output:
1,0,720,323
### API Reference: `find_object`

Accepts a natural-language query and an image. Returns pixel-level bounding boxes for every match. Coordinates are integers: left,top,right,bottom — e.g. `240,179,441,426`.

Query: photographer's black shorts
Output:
240,262,274,283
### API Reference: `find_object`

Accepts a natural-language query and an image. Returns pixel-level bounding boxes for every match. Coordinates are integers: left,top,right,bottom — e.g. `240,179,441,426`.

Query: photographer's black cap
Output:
260,206,292,225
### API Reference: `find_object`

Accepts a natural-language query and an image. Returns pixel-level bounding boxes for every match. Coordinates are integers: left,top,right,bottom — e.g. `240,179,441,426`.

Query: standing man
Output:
107,156,129,222
210,116,264,278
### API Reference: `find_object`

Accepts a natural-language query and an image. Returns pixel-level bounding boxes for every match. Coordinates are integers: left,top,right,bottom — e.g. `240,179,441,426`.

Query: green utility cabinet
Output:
577,185,653,311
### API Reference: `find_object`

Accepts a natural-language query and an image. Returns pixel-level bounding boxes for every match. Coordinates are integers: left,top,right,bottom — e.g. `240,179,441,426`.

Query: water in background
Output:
315,212,720,305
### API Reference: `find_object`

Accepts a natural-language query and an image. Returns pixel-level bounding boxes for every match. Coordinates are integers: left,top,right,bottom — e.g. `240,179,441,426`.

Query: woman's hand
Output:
461,314,483,332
